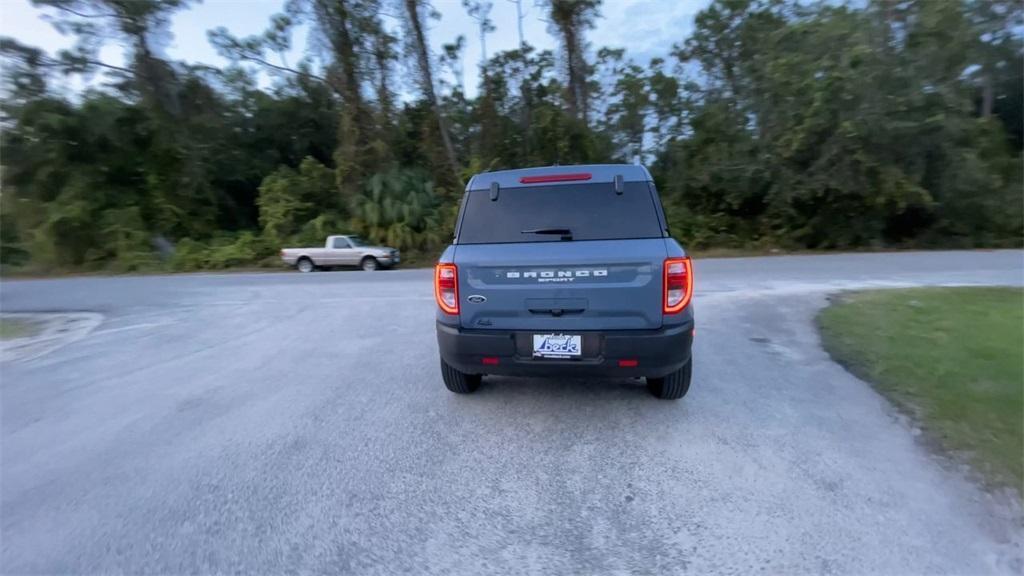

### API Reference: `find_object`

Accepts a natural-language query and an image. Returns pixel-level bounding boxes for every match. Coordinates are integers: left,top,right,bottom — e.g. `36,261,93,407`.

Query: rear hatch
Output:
453,179,667,331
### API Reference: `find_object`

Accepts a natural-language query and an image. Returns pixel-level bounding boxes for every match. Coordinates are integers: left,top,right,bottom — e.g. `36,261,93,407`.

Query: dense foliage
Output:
1,0,1020,272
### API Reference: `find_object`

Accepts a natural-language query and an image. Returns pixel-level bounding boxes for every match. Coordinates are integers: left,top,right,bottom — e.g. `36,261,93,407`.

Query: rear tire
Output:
296,257,315,273
646,358,692,400
361,256,379,272
441,358,481,394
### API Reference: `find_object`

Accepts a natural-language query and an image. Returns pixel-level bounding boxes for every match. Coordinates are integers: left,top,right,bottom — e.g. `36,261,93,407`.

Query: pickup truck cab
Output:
280,235,400,272
434,164,694,399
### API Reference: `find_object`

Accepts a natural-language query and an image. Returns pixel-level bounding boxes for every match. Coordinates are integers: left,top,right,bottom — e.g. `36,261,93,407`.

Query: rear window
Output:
456,182,664,244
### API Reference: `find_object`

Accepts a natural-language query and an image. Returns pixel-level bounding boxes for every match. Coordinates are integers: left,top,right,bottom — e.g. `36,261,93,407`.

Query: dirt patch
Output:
0,312,103,363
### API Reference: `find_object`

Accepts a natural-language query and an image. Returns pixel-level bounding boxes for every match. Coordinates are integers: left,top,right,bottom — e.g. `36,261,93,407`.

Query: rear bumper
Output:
436,320,693,378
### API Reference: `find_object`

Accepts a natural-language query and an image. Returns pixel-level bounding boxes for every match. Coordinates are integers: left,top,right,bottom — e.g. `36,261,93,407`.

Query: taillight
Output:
663,257,693,314
435,263,459,314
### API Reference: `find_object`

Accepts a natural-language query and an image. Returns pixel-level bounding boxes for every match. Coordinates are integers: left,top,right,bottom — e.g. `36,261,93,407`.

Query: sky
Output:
0,0,708,98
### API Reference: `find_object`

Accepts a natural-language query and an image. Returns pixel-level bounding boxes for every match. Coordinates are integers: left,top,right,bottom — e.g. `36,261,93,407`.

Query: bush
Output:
207,232,274,269
258,157,339,243
294,213,348,247
170,232,276,271
349,168,448,252
170,238,211,271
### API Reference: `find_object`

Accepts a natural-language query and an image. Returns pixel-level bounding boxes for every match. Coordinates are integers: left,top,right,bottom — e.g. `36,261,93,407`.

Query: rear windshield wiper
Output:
521,227,573,240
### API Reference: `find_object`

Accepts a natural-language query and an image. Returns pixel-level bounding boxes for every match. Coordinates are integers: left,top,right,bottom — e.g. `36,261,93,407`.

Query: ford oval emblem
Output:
467,295,487,304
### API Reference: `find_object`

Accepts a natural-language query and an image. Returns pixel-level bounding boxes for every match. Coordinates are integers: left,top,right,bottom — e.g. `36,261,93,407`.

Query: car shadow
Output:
472,375,655,400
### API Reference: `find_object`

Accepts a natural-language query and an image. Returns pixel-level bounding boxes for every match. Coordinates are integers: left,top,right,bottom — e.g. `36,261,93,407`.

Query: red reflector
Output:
618,359,638,367
482,357,499,365
519,173,592,184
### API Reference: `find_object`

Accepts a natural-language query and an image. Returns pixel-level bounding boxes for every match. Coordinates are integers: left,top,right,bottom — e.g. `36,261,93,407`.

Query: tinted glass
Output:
457,182,663,244
332,237,350,249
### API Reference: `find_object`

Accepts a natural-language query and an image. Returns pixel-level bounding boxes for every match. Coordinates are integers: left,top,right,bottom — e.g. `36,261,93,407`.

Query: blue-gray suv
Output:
434,164,694,399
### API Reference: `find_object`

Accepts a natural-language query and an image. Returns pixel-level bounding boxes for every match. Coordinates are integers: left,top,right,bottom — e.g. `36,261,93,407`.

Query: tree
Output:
596,48,650,161
462,0,495,68
646,57,683,152
27,0,227,240
210,0,392,198
0,38,54,102
508,0,527,47
3,0,1020,274
368,20,399,129
547,0,600,124
658,0,1021,249
31,0,196,118
403,0,463,188
439,35,467,96
257,157,339,242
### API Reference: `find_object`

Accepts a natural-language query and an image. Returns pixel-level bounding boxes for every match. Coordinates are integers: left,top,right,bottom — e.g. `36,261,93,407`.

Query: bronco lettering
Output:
505,269,608,280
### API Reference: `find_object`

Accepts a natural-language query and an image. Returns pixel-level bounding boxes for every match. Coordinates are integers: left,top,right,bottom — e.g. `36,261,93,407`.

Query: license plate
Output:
532,334,582,358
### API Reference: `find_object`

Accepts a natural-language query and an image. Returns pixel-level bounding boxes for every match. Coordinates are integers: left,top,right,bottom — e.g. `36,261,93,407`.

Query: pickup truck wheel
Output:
296,257,315,273
360,256,379,271
646,358,692,400
441,358,481,394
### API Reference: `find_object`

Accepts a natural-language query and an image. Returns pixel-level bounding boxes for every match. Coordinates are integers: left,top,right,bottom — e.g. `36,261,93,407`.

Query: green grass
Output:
818,287,1024,494
0,317,42,340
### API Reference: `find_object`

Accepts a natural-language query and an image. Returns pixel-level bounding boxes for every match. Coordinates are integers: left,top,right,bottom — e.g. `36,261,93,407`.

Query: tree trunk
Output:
575,46,588,125
479,23,488,65
520,79,532,159
514,0,525,47
132,34,181,120
373,32,395,125
554,7,588,125
319,0,364,115
562,25,580,121
404,0,463,186
981,68,994,117
313,0,385,196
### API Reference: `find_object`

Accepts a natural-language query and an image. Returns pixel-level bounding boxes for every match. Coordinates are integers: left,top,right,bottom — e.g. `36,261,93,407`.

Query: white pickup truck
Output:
280,235,400,272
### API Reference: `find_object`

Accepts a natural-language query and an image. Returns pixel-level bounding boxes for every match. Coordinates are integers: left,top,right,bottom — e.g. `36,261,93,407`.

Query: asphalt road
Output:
2,251,1022,575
